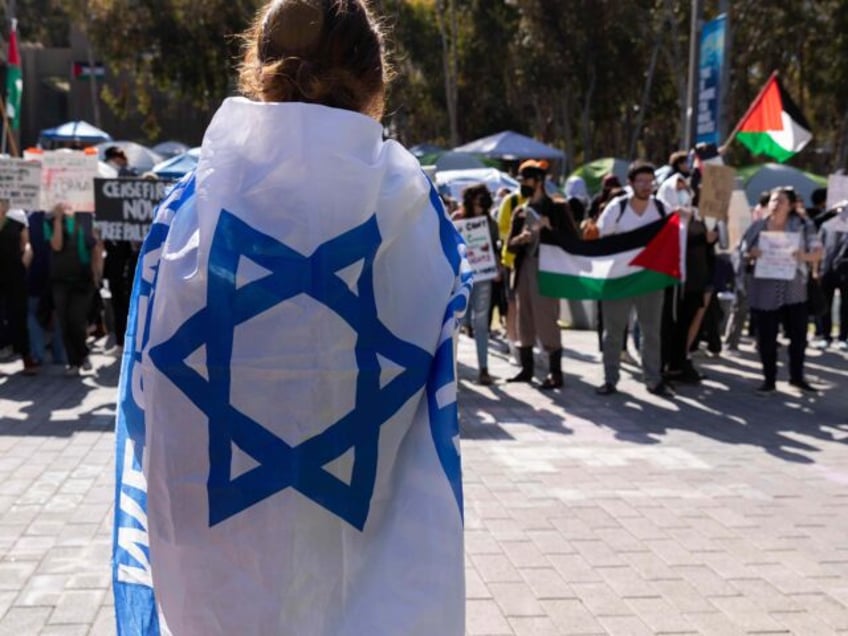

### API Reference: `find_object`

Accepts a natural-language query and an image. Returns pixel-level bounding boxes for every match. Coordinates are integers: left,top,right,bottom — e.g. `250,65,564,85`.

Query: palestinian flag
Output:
538,213,683,300
735,73,811,163
5,19,21,131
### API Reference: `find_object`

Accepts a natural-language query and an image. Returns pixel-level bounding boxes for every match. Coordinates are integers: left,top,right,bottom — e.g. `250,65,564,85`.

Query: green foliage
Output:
12,0,848,172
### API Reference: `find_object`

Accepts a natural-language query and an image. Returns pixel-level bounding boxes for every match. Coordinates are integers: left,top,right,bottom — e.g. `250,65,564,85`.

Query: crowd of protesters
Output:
446,147,844,398
0,146,143,377
3,143,846,397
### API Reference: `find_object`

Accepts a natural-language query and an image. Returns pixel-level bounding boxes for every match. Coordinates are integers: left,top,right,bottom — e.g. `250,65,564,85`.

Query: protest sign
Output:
754,231,800,280
94,178,171,241
698,164,736,221
24,149,98,212
726,189,752,250
826,174,848,211
0,158,42,208
454,216,497,282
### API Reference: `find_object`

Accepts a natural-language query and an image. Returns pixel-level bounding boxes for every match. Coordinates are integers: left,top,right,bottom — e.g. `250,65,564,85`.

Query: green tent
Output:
736,163,827,206
569,158,629,196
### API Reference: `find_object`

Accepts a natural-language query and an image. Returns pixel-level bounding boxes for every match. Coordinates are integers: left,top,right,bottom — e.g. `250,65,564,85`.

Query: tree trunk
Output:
663,0,688,148
562,91,576,173
581,63,596,163
435,0,459,147
629,30,662,159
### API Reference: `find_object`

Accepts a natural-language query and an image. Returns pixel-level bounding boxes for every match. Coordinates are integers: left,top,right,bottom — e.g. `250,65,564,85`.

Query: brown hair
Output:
238,0,389,119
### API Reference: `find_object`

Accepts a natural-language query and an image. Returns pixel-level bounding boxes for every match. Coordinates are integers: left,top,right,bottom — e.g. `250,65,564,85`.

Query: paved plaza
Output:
0,327,847,635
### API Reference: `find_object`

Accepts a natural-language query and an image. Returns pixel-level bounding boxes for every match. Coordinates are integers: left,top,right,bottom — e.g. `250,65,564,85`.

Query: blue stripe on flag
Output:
425,183,471,517
112,173,196,636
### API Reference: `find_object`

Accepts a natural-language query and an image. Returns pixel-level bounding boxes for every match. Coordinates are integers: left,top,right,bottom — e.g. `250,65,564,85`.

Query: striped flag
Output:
5,19,22,131
735,72,812,163
112,98,470,635
538,214,683,300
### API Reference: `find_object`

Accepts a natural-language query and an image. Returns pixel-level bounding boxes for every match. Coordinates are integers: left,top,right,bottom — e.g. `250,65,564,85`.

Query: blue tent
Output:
152,147,201,180
152,140,191,159
453,131,565,161
39,120,112,145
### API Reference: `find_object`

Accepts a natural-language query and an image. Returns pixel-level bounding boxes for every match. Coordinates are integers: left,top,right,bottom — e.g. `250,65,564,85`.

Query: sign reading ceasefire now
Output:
94,178,172,241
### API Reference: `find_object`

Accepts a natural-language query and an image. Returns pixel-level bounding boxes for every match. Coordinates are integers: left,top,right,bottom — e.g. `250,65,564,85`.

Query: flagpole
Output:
0,98,19,156
719,69,778,154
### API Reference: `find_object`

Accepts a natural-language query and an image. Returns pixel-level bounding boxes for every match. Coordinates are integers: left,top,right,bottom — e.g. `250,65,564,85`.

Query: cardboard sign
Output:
726,189,752,250
826,174,848,211
0,158,42,209
454,217,497,282
698,164,736,221
24,149,98,212
94,178,171,241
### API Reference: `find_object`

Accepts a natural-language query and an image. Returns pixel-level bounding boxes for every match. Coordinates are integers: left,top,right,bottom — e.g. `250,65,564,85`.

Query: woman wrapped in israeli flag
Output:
111,1,471,634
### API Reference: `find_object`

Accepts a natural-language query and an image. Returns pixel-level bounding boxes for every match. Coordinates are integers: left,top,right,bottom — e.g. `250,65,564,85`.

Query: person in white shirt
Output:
595,161,673,397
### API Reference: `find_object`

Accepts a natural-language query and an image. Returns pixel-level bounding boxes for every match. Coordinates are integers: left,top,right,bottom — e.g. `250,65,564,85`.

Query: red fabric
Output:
739,77,784,133
629,214,682,279
7,26,19,66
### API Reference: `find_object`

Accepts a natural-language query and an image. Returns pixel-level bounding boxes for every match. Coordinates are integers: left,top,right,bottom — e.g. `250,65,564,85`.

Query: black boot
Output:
507,346,534,383
541,348,563,389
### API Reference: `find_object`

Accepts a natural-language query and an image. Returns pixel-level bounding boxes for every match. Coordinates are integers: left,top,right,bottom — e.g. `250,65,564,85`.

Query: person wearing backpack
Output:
595,161,674,398
814,207,848,349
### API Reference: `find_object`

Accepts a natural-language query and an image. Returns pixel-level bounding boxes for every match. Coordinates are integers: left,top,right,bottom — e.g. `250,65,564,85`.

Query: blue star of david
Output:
148,210,433,530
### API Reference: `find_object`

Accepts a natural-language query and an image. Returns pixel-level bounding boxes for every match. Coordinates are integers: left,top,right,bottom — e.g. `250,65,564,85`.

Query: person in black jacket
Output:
505,160,578,389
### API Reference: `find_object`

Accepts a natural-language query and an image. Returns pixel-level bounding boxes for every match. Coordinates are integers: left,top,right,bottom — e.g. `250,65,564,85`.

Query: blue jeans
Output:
28,296,67,365
469,281,492,370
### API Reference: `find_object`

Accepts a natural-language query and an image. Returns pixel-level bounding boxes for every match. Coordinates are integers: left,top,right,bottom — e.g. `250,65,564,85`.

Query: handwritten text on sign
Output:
454,216,497,282
94,178,171,241
24,149,98,212
0,158,42,209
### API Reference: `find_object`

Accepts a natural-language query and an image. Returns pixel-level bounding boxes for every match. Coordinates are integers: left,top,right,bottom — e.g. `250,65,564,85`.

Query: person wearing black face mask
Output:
505,160,578,389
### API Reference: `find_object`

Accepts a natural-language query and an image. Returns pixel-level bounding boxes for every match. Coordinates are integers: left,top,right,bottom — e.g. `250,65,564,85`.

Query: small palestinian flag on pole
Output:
733,72,812,163
538,213,684,300
5,19,22,132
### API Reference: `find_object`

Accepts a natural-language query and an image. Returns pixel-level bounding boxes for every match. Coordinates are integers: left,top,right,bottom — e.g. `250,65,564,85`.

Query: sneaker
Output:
595,382,617,396
789,379,818,393
755,382,776,396
647,382,675,398
837,340,848,351
64,365,80,377
811,338,830,350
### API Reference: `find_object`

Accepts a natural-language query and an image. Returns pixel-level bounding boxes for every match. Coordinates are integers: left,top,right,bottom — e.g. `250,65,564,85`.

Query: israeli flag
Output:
112,98,471,635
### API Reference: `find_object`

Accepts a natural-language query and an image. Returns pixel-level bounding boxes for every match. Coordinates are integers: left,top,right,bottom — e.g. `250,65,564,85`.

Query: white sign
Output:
754,231,800,281
454,216,497,282
826,174,848,211
24,149,98,212
726,189,752,251
0,158,42,208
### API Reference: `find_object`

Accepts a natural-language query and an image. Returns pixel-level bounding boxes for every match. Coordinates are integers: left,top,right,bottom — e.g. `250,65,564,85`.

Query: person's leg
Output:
755,309,779,388
52,283,77,366
509,266,535,382
600,298,629,388
818,274,836,343
67,286,94,368
660,286,676,373
7,285,31,359
27,296,46,364
633,289,665,389
471,282,492,379
785,302,809,384
838,279,848,343
111,278,131,348
531,280,562,389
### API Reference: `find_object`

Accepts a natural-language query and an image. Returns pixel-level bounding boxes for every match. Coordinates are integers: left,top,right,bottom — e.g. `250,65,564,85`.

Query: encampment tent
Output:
453,131,564,161
737,163,827,207
39,121,112,147
95,141,163,172
435,168,519,201
569,158,629,196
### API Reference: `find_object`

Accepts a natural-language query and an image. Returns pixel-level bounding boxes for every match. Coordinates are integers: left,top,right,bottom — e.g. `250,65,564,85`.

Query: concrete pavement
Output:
1,328,847,635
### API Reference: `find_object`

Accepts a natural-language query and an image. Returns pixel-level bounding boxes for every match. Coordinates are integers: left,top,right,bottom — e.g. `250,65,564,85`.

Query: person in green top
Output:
45,203,103,376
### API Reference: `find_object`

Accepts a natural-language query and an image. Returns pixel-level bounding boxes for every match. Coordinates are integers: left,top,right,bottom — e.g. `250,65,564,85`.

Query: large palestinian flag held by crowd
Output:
735,72,812,163
538,213,683,300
